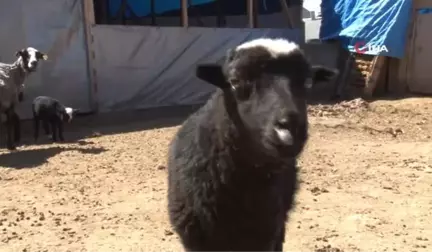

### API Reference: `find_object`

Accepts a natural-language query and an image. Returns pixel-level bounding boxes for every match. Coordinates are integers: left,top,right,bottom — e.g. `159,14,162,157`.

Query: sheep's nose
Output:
274,113,299,145
276,113,299,129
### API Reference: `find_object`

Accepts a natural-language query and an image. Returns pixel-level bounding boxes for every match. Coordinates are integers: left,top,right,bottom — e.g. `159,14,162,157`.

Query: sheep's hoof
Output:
6,145,16,151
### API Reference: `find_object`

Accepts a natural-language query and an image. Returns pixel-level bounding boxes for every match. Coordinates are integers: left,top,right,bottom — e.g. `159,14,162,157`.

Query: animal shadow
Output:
0,145,107,169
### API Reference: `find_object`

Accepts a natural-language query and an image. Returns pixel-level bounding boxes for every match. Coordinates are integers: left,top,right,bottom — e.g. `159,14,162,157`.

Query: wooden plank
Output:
403,10,418,94
253,0,258,28
279,0,293,28
364,56,387,97
181,0,189,27
387,58,402,94
247,0,256,28
390,1,417,95
82,0,98,112
150,0,156,25
373,57,389,96
333,52,354,99
414,0,432,9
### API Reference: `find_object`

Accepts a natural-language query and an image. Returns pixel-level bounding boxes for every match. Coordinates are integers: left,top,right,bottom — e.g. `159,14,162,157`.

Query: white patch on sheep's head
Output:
65,107,74,122
16,47,48,72
235,38,299,58
195,37,339,159
62,107,79,123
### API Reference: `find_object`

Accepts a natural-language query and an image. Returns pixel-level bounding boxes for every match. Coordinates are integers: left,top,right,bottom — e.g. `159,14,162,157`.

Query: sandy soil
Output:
0,97,431,252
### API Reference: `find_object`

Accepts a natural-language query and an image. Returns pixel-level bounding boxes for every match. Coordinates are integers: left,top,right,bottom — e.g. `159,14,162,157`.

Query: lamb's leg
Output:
58,120,65,142
33,116,40,141
43,120,50,138
12,111,20,143
50,119,58,142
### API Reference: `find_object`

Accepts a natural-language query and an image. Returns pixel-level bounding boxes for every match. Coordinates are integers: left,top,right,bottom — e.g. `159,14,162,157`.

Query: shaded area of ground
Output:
0,97,431,252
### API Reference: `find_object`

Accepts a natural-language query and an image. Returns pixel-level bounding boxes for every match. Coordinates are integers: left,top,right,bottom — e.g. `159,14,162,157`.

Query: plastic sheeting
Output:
0,0,91,119
91,26,302,112
107,0,301,18
319,0,412,58
108,0,214,17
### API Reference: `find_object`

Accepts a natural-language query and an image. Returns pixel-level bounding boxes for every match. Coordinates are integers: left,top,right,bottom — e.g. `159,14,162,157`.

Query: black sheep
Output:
32,96,79,142
167,38,339,251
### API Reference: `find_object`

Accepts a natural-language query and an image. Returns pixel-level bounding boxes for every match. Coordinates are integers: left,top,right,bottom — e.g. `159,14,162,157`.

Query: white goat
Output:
0,47,48,150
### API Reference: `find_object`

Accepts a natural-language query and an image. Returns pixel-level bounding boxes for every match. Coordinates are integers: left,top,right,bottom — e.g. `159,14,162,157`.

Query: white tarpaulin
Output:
0,0,91,119
0,0,305,118
92,26,302,112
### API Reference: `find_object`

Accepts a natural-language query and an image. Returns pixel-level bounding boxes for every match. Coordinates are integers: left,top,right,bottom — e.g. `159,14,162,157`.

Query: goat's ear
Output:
311,65,339,82
196,63,230,89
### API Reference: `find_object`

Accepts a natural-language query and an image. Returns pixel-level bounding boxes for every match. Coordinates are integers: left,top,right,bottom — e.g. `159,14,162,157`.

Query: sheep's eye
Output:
231,81,253,100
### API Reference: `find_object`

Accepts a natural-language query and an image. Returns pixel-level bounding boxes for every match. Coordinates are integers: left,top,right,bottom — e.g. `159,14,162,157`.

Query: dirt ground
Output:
0,97,431,252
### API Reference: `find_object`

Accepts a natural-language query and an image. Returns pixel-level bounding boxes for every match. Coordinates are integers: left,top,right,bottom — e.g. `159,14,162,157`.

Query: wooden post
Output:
364,56,387,97
216,0,224,27
247,0,256,28
181,0,188,27
82,0,98,112
279,0,293,29
253,0,258,27
150,0,156,25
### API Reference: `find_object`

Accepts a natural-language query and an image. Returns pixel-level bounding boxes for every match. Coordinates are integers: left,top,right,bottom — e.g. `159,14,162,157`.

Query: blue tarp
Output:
108,0,286,18
108,0,214,17
319,0,412,58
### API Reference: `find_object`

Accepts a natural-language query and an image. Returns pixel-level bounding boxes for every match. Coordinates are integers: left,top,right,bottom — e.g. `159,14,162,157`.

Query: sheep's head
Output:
196,38,338,158
16,47,48,72
61,107,80,123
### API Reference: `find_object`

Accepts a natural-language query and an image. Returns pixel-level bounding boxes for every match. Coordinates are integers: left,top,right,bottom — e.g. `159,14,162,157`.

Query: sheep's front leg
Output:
12,111,20,143
5,110,16,150
43,120,50,139
33,116,40,141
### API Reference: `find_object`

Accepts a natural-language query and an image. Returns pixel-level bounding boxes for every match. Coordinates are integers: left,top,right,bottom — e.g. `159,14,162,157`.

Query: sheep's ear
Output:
311,65,339,82
307,65,339,89
15,49,24,57
226,48,236,62
196,63,230,89
36,51,48,60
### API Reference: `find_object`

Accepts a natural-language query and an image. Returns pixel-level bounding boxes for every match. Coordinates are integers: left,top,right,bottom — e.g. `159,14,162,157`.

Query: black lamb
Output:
32,96,79,142
167,37,338,251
